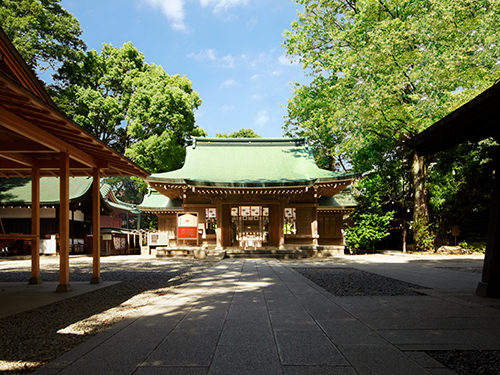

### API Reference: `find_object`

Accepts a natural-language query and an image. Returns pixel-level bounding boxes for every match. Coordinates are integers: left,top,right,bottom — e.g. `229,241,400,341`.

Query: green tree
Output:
51,42,205,172
345,175,395,252
428,139,496,246
104,176,144,205
284,0,500,250
215,128,262,138
0,0,86,74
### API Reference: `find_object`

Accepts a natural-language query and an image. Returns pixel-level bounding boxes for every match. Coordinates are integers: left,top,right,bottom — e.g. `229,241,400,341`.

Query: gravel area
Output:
0,255,216,374
293,266,427,296
426,350,500,375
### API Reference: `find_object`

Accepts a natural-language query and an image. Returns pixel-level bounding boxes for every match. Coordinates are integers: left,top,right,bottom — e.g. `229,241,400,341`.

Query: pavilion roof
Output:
0,176,92,205
407,80,500,155
137,189,183,212
100,183,142,215
147,138,357,190
0,26,148,179
318,187,357,209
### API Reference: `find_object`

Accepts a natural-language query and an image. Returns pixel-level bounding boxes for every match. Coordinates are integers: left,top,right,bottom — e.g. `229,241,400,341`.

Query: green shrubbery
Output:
458,240,487,253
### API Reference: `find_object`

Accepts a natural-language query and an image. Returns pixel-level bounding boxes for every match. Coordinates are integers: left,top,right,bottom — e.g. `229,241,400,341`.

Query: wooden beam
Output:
0,152,37,167
29,166,42,285
56,152,72,293
0,106,100,169
91,168,102,284
0,141,51,153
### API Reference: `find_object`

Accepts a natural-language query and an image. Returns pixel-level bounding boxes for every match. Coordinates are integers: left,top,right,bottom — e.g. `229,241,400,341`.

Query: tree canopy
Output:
284,0,500,250
51,42,205,173
0,0,86,74
216,128,262,138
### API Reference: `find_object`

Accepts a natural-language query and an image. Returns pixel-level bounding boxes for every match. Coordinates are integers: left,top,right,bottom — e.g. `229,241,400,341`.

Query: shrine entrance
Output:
231,206,269,249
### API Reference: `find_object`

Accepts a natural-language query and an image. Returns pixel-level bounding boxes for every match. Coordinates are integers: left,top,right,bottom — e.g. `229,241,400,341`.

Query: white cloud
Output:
221,78,237,88
250,94,263,100
278,54,292,66
248,49,275,68
221,104,235,112
142,0,187,31
187,49,217,61
255,110,269,127
246,16,258,30
250,74,260,80
199,0,248,14
187,49,235,68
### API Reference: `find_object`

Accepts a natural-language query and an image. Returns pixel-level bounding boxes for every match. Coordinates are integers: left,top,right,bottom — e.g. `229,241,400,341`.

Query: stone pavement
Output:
35,256,500,375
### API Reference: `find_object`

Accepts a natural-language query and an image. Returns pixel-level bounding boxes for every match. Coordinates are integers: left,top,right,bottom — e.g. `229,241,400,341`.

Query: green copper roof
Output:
0,177,93,205
148,138,355,188
138,189,183,210
100,182,142,214
318,187,357,208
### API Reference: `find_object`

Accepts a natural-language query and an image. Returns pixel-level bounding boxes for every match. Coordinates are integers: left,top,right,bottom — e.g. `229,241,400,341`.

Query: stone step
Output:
224,249,297,259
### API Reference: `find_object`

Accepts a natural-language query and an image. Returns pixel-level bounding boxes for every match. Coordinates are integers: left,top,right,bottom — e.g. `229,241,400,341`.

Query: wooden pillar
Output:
216,199,223,249
222,204,231,247
311,207,318,248
91,168,102,284
56,152,72,292
476,151,500,297
278,200,285,250
29,166,42,284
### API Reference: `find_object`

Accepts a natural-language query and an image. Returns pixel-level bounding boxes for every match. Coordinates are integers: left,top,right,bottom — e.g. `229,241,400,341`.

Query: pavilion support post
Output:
56,152,72,293
29,166,42,285
476,149,500,297
90,168,102,284
216,199,223,250
278,200,285,250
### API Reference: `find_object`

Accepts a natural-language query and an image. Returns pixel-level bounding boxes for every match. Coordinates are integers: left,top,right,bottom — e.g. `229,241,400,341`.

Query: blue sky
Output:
60,0,309,138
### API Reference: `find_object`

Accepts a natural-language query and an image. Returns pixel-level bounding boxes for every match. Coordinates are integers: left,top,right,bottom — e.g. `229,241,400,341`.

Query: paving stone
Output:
143,329,221,367
339,345,433,375
282,365,357,375
135,367,209,375
317,318,391,346
275,331,349,366
218,318,274,346
426,368,458,375
376,329,497,348
208,344,282,375
226,303,269,320
269,310,318,331
403,351,449,368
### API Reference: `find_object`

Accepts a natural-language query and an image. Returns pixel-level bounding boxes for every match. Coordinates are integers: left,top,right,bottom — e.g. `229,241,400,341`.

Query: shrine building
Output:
142,137,357,256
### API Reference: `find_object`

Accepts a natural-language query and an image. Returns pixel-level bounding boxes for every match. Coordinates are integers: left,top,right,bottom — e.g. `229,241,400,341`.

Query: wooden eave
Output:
149,177,355,200
407,80,500,156
0,29,52,103
0,71,148,178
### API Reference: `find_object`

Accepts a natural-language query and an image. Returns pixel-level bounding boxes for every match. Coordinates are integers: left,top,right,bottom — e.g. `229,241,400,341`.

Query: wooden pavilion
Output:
146,138,357,254
407,80,500,297
0,27,148,291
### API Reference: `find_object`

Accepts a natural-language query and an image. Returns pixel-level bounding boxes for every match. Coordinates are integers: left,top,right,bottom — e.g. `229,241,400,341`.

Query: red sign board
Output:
177,213,198,243
178,226,198,239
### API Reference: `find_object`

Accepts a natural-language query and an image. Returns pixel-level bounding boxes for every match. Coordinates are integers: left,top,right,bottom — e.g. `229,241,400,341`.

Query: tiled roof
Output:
0,176,92,205
147,138,357,188
138,189,183,211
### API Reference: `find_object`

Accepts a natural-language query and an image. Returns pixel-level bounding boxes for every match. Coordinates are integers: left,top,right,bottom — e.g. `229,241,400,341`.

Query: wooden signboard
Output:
177,213,198,245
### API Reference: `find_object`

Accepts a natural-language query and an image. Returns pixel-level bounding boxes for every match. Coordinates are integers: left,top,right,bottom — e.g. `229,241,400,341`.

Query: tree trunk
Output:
412,151,429,250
